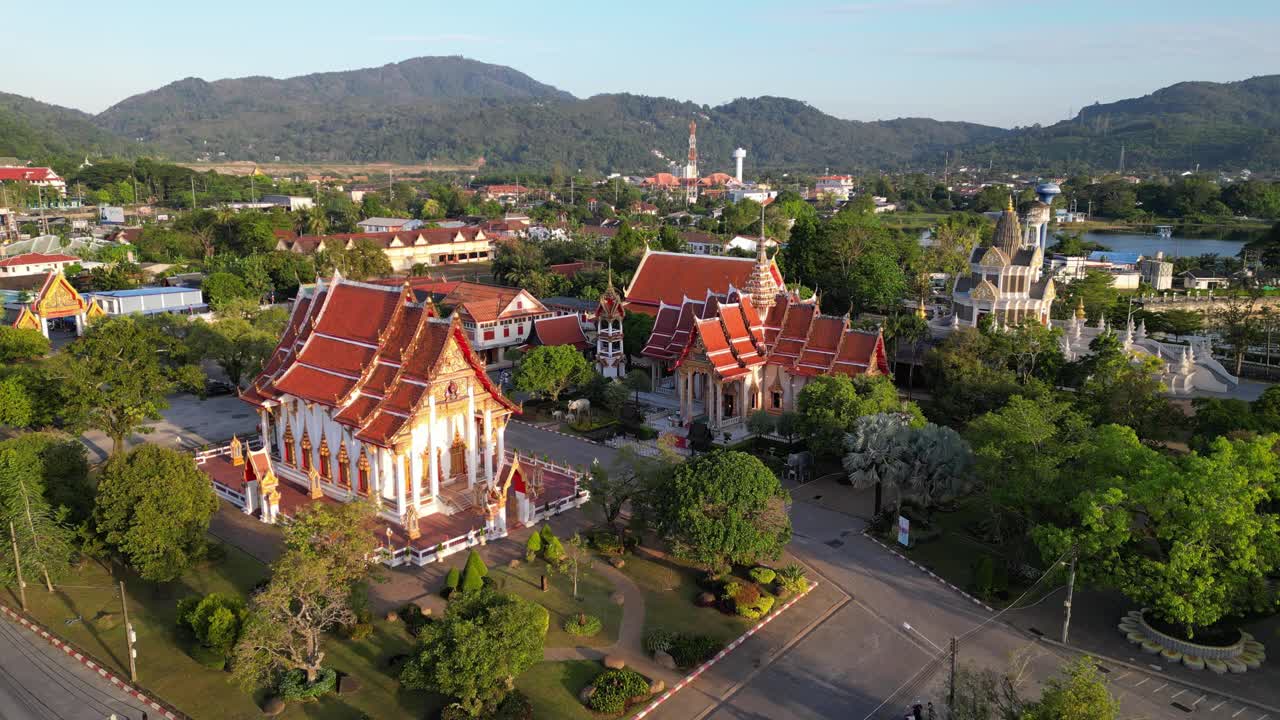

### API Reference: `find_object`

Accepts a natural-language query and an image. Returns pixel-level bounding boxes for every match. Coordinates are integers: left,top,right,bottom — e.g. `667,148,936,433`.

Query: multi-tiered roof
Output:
643,289,889,382
240,274,516,447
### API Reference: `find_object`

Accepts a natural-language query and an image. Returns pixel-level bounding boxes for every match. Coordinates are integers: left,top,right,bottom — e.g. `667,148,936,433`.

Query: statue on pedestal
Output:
404,503,421,541
308,467,323,499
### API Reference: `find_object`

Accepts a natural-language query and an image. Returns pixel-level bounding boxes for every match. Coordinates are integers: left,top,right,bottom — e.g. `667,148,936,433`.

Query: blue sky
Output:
9,0,1280,127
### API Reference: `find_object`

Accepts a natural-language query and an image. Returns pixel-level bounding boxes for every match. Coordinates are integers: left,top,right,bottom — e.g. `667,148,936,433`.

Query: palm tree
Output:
904,423,973,518
295,206,328,237
842,413,912,515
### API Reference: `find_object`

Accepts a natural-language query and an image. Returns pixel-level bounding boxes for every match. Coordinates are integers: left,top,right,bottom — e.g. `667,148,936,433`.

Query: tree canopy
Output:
92,444,219,582
513,344,593,402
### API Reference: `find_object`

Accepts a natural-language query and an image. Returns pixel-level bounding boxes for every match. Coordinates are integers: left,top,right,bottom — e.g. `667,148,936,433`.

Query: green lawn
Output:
517,660,646,720
490,559,623,648
3,541,440,720
892,498,1039,609
618,553,752,644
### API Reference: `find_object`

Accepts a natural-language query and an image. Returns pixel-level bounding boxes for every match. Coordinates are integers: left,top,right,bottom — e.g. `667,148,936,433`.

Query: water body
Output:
1080,230,1250,259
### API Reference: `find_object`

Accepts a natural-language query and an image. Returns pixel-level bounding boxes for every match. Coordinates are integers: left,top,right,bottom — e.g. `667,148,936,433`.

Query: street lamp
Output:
385,527,393,550
902,622,945,655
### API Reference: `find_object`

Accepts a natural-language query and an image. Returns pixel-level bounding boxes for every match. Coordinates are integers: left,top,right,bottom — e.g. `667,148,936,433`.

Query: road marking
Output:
1171,689,1186,699
1211,701,1227,711
1191,695,1206,707
1256,714,1269,720
1115,671,1131,681
1232,708,1247,718
1134,678,1148,688
1154,683,1168,693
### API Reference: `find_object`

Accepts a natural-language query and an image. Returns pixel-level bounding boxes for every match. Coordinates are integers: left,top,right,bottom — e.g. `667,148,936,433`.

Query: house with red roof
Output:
239,273,526,534
623,248,783,316
0,252,79,277
523,314,590,352
440,282,554,367
0,166,66,195
276,227,493,271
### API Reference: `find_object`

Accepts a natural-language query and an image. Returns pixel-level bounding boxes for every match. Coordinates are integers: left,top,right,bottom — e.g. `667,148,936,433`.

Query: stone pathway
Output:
542,562,649,662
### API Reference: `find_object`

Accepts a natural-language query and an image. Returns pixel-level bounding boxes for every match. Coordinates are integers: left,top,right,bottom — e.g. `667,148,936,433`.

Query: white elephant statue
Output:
567,398,590,421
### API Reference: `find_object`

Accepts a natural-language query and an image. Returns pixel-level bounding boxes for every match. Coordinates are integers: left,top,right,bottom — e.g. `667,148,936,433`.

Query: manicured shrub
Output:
524,531,542,562
461,556,486,594
748,566,777,585
443,567,461,597
587,668,650,714
494,690,534,720
277,667,337,702
543,534,566,564
463,549,488,578
399,603,432,636
643,628,675,656
176,592,247,658
540,524,556,545
737,592,775,620
669,634,722,669
343,622,374,641
721,581,761,609
564,613,603,637
776,564,808,595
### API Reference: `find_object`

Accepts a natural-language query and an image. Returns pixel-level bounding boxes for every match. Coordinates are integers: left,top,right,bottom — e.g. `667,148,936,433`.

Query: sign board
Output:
897,515,910,547
99,206,125,225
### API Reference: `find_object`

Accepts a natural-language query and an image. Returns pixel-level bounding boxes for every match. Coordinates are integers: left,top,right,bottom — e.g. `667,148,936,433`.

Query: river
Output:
1079,230,1251,259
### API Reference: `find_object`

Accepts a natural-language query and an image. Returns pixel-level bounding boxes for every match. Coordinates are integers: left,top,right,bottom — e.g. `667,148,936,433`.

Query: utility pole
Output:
570,176,575,206
120,581,137,683
250,173,256,203
132,176,139,206
9,522,26,612
948,637,958,709
1061,552,1077,644
190,176,197,209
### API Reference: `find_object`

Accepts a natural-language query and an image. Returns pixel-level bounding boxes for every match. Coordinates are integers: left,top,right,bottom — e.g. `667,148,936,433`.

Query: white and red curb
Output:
0,600,184,720
863,533,996,614
631,580,817,719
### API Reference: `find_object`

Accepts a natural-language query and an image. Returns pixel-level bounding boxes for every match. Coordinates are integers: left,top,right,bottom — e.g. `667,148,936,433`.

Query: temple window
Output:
300,431,312,471
338,442,350,488
771,390,783,409
283,424,295,465
357,449,370,495
318,438,331,479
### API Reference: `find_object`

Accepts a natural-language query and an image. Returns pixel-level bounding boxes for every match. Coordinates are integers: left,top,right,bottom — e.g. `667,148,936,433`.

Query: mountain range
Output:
4,57,1280,174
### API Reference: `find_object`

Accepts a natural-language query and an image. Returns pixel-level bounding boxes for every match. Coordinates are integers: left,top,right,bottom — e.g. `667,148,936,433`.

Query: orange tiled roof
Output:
526,315,590,351
240,275,516,447
625,251,783,316
441,282,549,324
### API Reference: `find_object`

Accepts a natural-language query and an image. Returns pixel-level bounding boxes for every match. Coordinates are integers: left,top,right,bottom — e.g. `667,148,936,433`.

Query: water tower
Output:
1035,181,1061,206
732,148,747,183
1032,182,1062,251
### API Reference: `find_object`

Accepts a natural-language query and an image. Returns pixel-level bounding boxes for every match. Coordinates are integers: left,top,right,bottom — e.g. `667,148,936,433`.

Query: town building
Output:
260,195,316,211
276,227,492,271
0,252,78,277
1179,269,1229,290
357,217,423,233
814,175,855,200
440,282,554,367
481,185,529,204
1139,252,1174,290
237,274,543,539
950,199,1056,327
0,166,66,195
86,286,206,316
638,242,889,433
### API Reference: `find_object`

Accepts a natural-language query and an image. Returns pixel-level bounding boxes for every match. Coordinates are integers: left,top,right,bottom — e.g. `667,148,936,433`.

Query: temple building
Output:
239,273,533,537
950,199,1056,327
5,271,105,337
594,277,626,379
639,242,890,432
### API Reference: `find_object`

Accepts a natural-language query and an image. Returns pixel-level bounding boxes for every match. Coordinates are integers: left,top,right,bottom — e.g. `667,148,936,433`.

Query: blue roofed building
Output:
86,286,206,316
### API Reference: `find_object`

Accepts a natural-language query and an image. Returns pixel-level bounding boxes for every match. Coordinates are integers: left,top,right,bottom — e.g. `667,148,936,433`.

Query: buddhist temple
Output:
637,246,889,433
4,271,104,337
950,198,1056,327
239,272,525,534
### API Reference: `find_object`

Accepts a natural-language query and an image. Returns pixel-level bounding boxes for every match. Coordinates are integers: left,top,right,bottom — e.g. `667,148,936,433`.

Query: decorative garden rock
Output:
649,679,666,694
509,559,521,568
610,557,625,569
603,655,626,670
1182,655,1204,671
578,685,595,705
655,650,676,670
262,697,286,716
695,591,716,607
385,611,399,623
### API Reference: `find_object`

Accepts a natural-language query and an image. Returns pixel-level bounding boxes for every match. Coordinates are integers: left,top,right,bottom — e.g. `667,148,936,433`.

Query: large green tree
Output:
0,438,78,591
0,326,50,363
648,450,791,573
399,589,548,716
54,316,204,456
93,444,219,581
797,374,921,458
513,344,593,402
1036,429,1280,637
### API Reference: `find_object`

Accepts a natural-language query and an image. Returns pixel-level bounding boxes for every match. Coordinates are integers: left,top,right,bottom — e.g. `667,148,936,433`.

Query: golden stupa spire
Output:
1075,297,1087,320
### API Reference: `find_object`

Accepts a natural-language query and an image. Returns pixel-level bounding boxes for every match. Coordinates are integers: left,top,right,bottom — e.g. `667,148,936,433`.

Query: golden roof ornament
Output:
1075,297,1086,320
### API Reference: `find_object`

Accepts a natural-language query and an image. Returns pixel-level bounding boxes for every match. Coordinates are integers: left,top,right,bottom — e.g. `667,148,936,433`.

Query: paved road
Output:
82,393,255,463
504,420,619,469
688,500,1239,720
0,613,151,720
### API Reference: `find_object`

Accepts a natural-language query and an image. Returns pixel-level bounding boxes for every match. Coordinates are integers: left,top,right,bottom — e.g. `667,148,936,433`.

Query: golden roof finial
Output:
1075,297,1086,320
1006,195,1015,213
